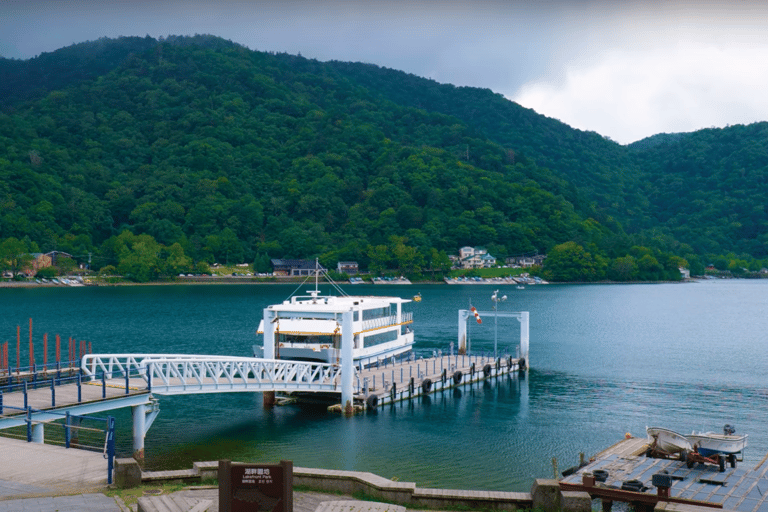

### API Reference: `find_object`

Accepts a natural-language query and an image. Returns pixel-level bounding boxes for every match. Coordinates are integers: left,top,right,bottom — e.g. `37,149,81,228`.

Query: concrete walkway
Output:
0,436,109,495
0,436,432,512
0,436,124,510
0,493,121,511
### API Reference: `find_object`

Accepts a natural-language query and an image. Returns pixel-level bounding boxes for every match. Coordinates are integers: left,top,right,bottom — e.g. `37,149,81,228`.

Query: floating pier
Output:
344,353,525,411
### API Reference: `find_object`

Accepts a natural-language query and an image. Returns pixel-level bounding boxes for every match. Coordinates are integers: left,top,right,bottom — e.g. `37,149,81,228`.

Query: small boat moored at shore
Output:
646,426,692,456
689,424,748,458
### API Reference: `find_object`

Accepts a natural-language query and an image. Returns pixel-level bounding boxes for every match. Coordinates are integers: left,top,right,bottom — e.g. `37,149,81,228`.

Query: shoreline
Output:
0,276,737,289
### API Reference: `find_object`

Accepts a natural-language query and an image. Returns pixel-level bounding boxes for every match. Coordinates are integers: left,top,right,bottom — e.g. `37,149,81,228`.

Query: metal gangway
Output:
0,354,345,460
81,354,343,395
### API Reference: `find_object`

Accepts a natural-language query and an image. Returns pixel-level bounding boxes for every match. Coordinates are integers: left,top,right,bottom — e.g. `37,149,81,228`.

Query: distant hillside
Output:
326,61,640,222
628,132,689,150
1,35,767,281
0,36,156,108
631,122,768,257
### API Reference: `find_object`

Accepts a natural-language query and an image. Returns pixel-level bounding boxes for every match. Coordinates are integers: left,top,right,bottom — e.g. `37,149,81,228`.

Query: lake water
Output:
1,280,766,492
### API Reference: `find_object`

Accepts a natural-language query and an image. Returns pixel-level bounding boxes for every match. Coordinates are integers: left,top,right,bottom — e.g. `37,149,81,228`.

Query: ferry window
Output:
362,306,392,320
354,311,359,321
365,330,398,346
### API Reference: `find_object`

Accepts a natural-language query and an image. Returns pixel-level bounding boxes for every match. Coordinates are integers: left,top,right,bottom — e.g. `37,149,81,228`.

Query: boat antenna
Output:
315,258,320,293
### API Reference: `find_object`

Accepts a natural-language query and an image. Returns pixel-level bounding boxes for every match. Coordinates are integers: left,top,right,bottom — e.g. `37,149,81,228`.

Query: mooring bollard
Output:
65,411,71,448
26,406,31,442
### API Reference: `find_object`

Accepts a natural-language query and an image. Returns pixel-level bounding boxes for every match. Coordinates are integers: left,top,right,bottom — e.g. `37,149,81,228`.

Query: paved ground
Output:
0,492,122,511
0,436,414,512
0,485,357,512
0,436,109,494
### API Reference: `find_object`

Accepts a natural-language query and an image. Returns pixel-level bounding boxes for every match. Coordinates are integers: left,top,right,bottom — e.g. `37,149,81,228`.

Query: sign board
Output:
219,460,293,512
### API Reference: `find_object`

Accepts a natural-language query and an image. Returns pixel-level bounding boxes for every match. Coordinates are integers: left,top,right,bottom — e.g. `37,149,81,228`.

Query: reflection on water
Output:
1,280,766,491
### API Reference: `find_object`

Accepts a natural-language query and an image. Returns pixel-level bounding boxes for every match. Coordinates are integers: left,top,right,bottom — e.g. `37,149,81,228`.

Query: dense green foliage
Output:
1,36,767,281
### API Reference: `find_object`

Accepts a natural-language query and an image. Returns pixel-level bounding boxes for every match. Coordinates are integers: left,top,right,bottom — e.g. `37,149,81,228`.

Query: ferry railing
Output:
0,403,116,484
361,315,398,331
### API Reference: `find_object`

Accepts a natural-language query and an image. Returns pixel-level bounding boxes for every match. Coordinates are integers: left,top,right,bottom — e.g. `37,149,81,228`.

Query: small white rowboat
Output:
647,426,693,454
689,430,747,457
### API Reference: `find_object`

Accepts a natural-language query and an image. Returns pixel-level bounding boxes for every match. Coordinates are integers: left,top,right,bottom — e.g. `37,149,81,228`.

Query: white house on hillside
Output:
459,246,496,269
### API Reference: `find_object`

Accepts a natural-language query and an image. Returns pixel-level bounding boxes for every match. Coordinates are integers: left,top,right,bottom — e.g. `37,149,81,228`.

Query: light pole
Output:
491,290,507,359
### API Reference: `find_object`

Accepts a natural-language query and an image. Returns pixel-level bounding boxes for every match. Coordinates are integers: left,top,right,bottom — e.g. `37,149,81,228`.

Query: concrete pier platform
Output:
0,436,109,497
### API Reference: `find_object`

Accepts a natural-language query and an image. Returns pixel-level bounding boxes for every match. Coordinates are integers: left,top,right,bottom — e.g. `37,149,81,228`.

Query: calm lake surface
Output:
1,280,766,491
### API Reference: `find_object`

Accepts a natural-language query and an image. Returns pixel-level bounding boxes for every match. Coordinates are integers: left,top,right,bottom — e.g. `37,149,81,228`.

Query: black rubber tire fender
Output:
453,370,463,384
366,394,379,409
421,378,432,393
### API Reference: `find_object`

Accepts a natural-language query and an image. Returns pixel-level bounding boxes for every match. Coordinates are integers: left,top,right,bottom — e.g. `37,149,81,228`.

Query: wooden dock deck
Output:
562,435,768,512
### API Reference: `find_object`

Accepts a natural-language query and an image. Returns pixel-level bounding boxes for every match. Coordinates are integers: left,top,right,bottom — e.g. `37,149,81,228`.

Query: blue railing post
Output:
23,380,28,410
65,411,71,448
105,416,116,485
125,369,130,394
50,377,55,408
0,390,3,414
26,407,32,442
147,363,152,392
101,372,106,398
77,373,82,403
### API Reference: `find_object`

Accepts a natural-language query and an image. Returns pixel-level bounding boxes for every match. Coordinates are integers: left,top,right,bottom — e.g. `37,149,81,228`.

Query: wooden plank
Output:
594,437,649,459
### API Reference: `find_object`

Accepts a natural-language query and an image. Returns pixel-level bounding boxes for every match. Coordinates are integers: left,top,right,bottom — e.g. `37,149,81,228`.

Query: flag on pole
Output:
470,306,482,324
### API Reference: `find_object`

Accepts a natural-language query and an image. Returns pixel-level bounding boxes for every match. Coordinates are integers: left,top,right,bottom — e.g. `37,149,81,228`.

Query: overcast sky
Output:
2,0,767,144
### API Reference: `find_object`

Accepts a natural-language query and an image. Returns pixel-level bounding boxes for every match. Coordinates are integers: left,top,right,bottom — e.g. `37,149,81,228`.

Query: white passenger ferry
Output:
255,267,414,366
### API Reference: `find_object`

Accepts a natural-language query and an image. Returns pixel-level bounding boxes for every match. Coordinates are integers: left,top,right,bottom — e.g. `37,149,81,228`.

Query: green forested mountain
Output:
0,35,766,280
631,123,768,258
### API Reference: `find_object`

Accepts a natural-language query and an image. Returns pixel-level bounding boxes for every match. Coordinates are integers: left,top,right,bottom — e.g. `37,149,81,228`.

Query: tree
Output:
607,255,638,281
543,241,606,282
367,244,389,275
163,242,192,275
428,248,452,278
253,252,271,274
0,238,34,276
116,232,162,282
637,253,663,281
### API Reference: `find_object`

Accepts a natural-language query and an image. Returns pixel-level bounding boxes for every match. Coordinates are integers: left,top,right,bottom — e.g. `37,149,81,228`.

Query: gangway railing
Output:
81,354,344,395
